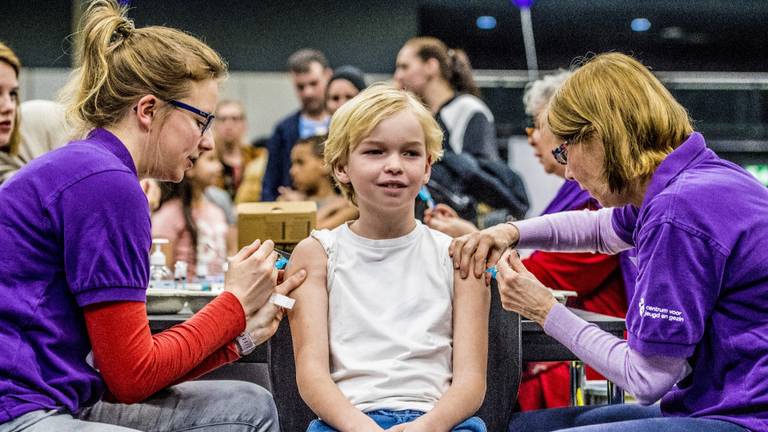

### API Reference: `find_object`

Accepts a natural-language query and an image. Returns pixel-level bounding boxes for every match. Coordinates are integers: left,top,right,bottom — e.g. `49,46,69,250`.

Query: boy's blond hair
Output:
324,83,443,205
548,53,693,194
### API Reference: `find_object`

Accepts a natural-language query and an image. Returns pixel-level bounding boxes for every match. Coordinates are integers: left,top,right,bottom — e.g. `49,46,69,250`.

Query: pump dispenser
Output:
149,238,174,289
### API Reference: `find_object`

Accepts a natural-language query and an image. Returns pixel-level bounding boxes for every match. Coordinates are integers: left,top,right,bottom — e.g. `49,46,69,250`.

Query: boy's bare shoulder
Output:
289,236,328,272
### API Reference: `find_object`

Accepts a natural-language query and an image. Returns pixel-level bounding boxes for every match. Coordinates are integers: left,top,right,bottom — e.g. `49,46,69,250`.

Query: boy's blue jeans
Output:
306,409,486,431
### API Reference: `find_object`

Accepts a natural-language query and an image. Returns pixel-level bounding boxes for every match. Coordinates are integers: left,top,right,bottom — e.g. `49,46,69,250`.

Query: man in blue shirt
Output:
262,48,332,201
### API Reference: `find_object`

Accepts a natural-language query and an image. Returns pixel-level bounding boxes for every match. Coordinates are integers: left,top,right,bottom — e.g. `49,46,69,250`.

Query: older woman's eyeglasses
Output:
552,140,569,165
524,116,536,137
167,100,215,136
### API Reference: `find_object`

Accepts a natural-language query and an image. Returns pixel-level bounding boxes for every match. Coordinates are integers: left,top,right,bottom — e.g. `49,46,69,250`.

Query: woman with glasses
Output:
0,1,305,431
452,53,767,432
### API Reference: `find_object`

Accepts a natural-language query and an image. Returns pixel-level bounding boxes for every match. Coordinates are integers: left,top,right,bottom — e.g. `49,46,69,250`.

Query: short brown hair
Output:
548,53,693,194
324,84,443,205
295,134,327,159
60,0,228,134
287,49,329,74
0,41,21,155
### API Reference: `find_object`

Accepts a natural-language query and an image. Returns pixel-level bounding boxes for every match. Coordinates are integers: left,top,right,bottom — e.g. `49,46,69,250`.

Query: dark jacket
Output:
261,111,301,201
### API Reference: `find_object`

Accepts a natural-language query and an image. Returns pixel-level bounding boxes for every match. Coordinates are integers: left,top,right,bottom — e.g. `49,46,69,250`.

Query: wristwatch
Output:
235,331,256,356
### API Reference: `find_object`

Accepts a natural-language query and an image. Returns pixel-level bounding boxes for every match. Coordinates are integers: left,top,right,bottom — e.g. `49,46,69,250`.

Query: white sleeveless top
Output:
311,220,455,413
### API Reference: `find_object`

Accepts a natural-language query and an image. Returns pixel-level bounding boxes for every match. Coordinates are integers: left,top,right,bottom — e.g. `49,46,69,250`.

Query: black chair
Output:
267,281,521,432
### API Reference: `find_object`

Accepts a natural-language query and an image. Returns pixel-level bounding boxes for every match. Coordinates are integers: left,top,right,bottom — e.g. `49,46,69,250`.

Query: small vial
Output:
174,261,188,290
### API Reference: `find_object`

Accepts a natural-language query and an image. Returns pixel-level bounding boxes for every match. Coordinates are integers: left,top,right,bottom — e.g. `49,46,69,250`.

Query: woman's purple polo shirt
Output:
613,132,768,430
0,129,151,423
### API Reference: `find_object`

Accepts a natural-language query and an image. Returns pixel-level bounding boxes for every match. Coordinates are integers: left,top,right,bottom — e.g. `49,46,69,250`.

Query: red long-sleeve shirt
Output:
83,291,243,403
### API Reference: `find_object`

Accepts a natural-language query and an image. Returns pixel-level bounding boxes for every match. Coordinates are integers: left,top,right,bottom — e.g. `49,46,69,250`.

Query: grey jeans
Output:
0,380,279,432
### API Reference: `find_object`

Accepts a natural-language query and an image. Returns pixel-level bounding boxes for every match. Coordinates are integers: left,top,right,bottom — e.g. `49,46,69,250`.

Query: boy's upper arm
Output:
451,268,490,379
285,237,331,373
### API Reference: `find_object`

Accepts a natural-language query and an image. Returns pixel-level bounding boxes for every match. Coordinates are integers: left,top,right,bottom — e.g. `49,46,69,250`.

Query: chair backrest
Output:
268,320,316,432
477,280,522,432
267,280,522,432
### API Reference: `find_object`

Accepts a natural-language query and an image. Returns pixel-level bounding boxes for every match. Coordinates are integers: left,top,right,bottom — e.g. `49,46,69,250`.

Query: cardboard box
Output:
237,201,317,250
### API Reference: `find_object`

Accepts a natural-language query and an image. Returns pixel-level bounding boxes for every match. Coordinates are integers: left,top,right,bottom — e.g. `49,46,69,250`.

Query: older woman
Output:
452,53,766,431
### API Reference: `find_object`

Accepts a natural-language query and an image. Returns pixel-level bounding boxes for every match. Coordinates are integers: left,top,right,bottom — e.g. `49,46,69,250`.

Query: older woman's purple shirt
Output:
613,132,768,430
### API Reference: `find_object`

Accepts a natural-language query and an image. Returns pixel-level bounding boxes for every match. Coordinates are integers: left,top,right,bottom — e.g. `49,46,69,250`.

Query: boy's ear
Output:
333,163,351,185
422,156,432,185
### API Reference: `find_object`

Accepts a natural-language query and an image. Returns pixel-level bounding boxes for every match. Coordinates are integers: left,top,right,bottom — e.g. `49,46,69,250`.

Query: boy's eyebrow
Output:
358,139,425,146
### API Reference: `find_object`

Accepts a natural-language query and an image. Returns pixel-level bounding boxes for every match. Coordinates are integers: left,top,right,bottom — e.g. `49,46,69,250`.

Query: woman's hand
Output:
450,222,520,279
424,204,479,238
496,249,557,326
246,268,306,345
224,239,279,319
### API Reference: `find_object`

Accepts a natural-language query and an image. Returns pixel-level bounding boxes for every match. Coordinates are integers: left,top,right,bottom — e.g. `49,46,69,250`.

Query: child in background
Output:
278,135,358,229
285,84,489,432
152,150,235,280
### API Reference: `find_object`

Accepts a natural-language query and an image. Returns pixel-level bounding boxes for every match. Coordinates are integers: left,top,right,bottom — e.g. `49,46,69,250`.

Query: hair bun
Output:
110,19,134,45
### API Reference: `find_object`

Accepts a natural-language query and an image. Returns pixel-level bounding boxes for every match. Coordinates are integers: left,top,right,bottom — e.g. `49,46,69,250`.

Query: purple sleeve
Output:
514,208,632,254
51,170,151,306
544,304,690,405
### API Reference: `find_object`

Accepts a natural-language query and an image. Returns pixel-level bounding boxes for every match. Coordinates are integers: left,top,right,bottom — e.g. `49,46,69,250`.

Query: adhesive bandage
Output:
270,293,295,310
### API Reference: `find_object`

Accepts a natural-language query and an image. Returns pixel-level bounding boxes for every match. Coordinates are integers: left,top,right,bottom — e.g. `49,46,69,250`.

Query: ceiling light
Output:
476,16,497,30
631,18,651,32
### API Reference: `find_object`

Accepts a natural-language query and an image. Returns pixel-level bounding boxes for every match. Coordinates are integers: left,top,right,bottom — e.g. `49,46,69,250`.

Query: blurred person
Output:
0,1,306,430
153,150,237,280
235,136,270,203
325,65,367,115
213,99,248,199
453,53,767,432
262,49,332,201
278,135,358,229
395,36,498,161
0,41,22,184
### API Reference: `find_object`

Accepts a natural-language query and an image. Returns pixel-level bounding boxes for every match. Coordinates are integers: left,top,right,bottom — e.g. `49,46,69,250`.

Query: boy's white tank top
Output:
311,220,454,413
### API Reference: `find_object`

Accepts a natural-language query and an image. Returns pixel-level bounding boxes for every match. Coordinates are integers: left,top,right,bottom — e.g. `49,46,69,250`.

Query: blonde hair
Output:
0,41,21,155
324,83,443,205
60,0,227,134
548,53,693,194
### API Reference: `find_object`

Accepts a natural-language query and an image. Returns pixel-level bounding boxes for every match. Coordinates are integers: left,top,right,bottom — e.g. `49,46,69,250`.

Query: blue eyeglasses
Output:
552,140,569,165
167,100,215,136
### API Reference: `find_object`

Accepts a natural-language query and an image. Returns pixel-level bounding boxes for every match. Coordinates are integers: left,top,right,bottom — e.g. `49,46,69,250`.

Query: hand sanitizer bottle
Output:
149,238,174,289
